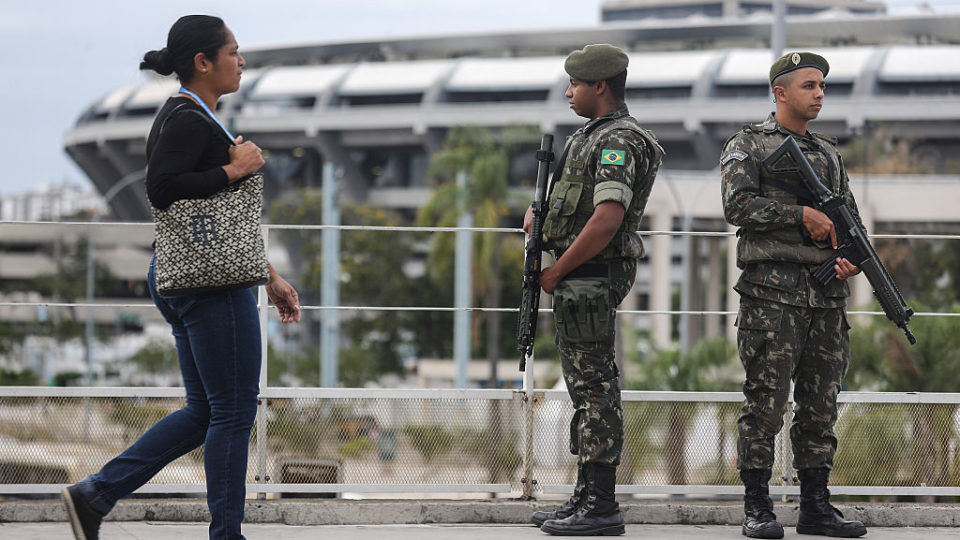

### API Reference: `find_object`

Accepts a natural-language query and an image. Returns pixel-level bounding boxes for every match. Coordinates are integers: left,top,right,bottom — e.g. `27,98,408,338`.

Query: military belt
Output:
562,262,609,280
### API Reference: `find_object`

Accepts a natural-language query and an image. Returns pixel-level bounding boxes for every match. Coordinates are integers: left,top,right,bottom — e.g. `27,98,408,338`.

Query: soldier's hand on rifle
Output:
523,205,534,235
834,257,861,281
802,206,837,248
539,265,561,295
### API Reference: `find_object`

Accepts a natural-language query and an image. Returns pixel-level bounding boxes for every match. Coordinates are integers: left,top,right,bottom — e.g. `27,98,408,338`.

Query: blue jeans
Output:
76,255,261,539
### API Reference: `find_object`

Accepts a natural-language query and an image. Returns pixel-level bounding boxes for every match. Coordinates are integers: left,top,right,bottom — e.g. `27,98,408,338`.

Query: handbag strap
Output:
158,101,235,146
178,87,236,141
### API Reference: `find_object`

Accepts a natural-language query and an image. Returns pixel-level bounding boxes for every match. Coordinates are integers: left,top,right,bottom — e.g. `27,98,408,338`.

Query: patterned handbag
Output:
152,173,269,297
150,88,269,297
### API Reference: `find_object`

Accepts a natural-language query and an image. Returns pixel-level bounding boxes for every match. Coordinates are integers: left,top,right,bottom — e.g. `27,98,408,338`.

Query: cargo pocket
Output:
553,278,614,343
735,300,783,334
542,180,584,239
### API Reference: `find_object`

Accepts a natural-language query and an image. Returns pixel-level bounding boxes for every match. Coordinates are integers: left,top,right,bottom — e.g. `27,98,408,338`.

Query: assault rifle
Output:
517,134,555,371
764,136,917,345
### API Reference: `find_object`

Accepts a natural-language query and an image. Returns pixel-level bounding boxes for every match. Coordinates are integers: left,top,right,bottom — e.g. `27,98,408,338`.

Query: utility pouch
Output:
543,158,586,240
553,277,613,343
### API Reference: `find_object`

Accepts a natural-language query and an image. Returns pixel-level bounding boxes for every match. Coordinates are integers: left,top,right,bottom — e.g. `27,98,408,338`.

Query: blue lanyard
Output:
178,86,236,141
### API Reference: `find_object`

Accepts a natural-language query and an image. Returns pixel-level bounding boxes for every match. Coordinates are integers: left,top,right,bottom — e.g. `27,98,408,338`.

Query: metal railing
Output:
1,220,959,498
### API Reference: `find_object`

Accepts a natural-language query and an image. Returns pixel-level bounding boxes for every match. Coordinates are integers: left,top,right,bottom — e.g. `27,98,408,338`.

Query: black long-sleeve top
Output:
145,96,231,210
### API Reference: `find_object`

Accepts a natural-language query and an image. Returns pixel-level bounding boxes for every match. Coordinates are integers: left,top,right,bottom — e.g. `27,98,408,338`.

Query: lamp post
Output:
84,170,145,385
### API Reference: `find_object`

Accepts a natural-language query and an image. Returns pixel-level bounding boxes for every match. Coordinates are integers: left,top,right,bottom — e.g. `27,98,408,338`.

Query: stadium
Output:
58,3,960,350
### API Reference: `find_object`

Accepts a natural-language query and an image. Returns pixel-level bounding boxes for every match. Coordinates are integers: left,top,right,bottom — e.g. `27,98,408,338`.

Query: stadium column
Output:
649,209,672,348
321,162,340,387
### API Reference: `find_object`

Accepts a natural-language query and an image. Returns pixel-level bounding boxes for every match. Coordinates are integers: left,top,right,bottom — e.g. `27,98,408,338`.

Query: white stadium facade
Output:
60,2,960,349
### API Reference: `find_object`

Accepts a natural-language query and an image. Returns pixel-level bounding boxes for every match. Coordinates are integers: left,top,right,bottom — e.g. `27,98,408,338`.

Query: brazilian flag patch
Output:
600,149,625,166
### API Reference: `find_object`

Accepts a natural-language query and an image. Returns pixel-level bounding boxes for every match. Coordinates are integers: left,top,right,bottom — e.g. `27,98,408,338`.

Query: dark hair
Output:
604,70,628,102
770,71,797,104
140,15,227,82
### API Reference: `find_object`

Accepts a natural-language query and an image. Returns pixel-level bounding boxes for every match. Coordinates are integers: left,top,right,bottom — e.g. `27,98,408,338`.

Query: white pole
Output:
454,171,473,388
321,162,340,387
772,0,787,59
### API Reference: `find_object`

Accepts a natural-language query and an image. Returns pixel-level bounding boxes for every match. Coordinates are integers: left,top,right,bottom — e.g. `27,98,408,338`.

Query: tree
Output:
270,191,451,386
841,303,960,496
416,125,537,382
416,125,537,487
128,339,177,375
841,128,942,175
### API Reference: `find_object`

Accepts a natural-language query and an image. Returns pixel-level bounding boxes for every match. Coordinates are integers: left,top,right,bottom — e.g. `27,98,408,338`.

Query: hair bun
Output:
140,48,175,76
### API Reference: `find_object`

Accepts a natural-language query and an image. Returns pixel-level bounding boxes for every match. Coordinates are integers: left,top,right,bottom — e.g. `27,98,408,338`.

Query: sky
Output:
0,0,601,197
0,0,955,197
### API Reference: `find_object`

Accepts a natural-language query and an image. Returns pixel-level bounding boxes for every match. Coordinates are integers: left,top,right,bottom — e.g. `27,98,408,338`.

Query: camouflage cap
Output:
564,44,629,82
770,51,829,84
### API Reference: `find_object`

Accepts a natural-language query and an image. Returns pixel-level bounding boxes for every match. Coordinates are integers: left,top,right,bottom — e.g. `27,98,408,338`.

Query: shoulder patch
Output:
600,149,625,166
720,150,748,166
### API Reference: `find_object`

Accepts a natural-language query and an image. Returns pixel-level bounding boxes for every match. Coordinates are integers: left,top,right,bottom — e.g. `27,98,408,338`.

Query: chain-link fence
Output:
3,387,959,497
2,220,959,498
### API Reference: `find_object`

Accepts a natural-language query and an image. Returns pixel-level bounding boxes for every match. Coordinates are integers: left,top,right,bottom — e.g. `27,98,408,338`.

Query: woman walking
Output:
61,15,301,540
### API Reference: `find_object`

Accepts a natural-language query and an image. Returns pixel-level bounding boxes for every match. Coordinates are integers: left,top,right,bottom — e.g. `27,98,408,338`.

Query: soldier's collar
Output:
764,113,810,138
584,103,629,130
762,113,778,133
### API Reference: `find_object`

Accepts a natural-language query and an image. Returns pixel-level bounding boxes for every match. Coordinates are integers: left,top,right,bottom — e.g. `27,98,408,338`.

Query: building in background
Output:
56,4,960,357
0,182,104,222
601,0,886,21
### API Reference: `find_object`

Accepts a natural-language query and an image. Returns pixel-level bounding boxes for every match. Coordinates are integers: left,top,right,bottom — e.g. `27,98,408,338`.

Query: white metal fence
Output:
1,221,958,498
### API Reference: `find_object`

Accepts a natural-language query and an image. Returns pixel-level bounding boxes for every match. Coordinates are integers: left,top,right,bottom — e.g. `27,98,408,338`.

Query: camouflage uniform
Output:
721,113,863,471
543,103,663,466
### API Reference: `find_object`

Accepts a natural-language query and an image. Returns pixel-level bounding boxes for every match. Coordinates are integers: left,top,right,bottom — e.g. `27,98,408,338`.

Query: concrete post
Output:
454,171,473,388
321,162,340,387
650,211,673,348
706,237,723,338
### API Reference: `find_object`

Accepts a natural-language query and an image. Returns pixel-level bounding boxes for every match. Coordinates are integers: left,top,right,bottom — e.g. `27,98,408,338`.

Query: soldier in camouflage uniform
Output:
523,44,663,537
721,52,867,539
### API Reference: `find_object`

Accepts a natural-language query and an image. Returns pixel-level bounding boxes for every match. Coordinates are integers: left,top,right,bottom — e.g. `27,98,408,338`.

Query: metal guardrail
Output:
1,221,959,498
3,388,960,497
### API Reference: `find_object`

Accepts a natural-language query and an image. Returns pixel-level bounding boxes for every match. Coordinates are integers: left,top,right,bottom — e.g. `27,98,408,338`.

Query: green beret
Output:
769,51,829,84
564,44,629,82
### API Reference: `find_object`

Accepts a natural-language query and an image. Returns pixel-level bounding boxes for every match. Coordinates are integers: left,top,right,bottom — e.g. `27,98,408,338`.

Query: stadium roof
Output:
64,12,960,221
237,12,960,66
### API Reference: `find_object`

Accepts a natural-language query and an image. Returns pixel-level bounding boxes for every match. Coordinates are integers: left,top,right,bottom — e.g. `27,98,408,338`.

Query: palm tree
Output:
416,125,537,484
416,125,537,384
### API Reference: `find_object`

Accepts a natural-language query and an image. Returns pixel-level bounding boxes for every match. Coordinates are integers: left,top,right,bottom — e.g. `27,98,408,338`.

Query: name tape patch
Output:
720,150,748,166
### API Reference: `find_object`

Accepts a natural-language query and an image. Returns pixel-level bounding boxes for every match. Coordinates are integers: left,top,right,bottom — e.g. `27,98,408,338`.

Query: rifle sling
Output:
762,176,815,205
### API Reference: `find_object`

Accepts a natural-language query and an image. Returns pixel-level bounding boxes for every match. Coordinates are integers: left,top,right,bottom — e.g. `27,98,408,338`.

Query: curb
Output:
2,500,960,527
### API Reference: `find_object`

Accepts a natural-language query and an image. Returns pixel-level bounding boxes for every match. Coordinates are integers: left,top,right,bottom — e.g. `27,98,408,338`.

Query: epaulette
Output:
812,132,838,145
743,123,763,133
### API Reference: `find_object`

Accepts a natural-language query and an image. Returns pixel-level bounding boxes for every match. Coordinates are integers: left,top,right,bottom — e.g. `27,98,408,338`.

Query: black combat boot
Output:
740,468,784,539
532,464,586,526
797,468,867,537
61,484,103,540
540,463,625,536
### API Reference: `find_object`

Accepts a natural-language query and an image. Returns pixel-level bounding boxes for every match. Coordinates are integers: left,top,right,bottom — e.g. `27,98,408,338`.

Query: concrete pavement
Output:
5,522,960,539
4,499,960,538
5,499,960,527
